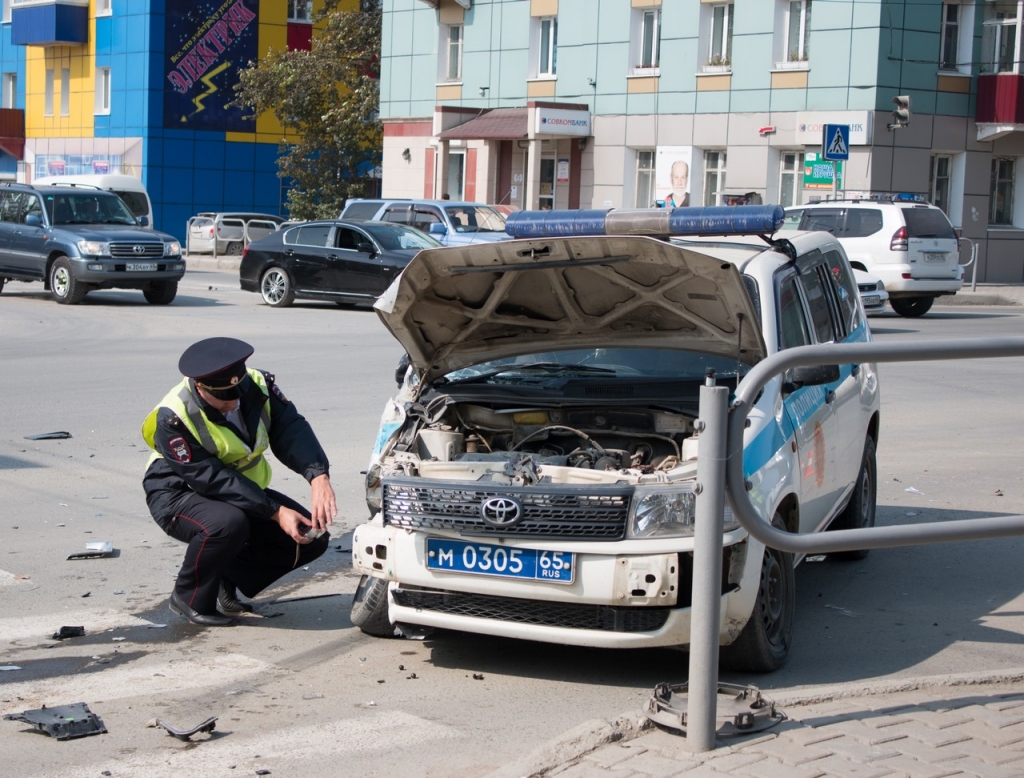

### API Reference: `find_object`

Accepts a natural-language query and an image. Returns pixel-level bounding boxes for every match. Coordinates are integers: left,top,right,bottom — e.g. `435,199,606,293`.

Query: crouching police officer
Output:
142,337,336,626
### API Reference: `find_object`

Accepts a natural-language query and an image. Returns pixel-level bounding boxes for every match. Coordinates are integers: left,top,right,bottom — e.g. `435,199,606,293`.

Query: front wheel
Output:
260,267,295,307
50,256,88,304
719,514,795,673
828,437,877,560
143,280,177,305
890,296,934,317
349,575,398,637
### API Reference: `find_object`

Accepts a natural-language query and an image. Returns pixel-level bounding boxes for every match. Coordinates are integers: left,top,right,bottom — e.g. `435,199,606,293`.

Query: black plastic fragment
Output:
51,626,85,640
24,431,72,440
155,716,217,741
3,702,107,740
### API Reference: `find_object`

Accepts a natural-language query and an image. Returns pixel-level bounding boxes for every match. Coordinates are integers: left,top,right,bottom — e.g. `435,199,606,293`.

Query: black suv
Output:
0,183,184,305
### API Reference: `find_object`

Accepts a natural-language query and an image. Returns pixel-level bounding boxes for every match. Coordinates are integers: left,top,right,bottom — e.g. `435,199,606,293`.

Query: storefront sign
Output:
556,158,569,183
535,107,591,137
795,111,872,145
803,152,843,189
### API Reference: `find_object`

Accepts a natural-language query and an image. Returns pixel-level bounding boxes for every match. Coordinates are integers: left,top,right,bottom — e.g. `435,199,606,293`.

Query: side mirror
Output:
782,364,840,395
24,213,42,227
356,241,375,254
138,215,150,227
428,222,447,236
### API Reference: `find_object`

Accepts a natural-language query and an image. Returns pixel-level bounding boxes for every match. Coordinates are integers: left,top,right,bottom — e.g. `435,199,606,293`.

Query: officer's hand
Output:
274,506,314,543
309,474,337,530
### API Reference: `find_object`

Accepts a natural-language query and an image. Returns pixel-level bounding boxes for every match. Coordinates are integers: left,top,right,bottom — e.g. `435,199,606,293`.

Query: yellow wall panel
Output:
771,70,808,89
696,74,731,92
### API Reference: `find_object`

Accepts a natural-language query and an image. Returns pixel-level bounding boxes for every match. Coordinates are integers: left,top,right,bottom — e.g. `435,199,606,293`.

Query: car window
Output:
411,208,442,233
0,191,21,223
292,224,332,247
113,190,148,218
797,261,839,344
22,194,42,224
335,226,364,250
825,249,861,334
841,208,883,238
901,207,956,239
444,205,506,233
363,222,441,250
782,209,804,229
343,201,385,220
191,217,213,228
381,206,412,225
219,218,245,229
778,274,812,350
798,209,843,236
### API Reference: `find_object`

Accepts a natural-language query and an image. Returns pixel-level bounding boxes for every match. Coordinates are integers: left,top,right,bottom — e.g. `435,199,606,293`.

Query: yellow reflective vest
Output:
141,369,273,488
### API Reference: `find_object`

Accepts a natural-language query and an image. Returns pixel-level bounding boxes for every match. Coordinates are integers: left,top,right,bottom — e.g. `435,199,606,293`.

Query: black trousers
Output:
156,488,330,615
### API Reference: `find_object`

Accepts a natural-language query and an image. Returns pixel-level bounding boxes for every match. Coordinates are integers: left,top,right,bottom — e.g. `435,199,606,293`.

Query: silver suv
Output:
785,196,962,317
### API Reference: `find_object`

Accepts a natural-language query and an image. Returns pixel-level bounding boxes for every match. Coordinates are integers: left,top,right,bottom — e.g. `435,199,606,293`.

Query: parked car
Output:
784,196,962,317
853,267,889,315
350,205,880,672
187,211,285,256
0,183,183,305
339,198,511,246
239,219,441,308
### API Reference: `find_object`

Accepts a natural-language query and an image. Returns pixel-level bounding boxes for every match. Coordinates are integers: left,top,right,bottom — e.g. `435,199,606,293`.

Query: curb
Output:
937,293,1021,306
485,667,1024,778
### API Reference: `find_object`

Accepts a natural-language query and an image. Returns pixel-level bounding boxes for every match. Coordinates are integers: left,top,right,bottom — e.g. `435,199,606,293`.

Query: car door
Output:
282,223,335,293
9,193,47,277
0,191,21,274
320,224,386,300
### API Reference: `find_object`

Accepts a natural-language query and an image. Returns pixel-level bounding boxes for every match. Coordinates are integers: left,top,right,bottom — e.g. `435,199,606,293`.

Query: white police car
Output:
351,205,880,672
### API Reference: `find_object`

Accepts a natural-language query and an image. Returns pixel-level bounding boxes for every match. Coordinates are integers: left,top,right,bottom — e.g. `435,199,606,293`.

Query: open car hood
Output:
374,235,767,383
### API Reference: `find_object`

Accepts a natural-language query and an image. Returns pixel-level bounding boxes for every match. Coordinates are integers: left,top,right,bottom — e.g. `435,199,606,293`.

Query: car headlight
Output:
76,240,110,256
628,484,740,539
164,241,181,257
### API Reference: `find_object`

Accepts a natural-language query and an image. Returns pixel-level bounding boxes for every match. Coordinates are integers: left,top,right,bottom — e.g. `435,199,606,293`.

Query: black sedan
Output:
239,220,441,307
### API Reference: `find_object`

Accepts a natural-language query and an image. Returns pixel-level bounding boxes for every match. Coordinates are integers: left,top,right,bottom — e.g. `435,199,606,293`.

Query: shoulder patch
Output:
271,382,288,403
168,435,192,463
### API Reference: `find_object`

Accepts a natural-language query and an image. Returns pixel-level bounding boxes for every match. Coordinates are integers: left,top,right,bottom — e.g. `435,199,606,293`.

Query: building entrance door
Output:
539,156,555,209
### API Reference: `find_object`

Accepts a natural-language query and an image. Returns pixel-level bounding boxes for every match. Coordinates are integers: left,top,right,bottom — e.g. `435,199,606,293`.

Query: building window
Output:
288,0,313,22
983,2,1019,74
990,157,1014,225
787,0,811,62
930,155,951,215
444,24,463,81
703,150,727,206
96,0,111,16
631,7,661,73
635,150,656,208
709,3,733,67
2,0,10,24
95,66,110,115
538,17,557,77
60,67,69,117
941,3,959,70
44,68,53,116
780,152,804,207
2,72,15,109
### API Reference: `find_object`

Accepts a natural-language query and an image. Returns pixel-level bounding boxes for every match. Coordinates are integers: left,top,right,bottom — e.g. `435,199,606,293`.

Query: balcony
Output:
11,0,88,47
0,108,26,160
976,73,1024,140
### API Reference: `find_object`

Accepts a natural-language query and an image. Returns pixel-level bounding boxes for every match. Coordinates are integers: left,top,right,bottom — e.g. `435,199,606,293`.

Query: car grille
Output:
383,477,632,540
393,587,670,633
857,282,878,293
109,242,164,258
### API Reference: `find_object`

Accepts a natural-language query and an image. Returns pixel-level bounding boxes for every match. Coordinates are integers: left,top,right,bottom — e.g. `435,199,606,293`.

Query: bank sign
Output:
795,111,873,146
535,107,591,137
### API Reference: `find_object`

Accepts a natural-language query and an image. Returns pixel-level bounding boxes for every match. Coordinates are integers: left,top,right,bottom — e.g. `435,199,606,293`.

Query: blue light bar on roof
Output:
504,205,785,239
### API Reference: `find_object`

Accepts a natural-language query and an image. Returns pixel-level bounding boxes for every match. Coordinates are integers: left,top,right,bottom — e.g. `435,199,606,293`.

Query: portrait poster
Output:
163,0,259,132
655,146,693,208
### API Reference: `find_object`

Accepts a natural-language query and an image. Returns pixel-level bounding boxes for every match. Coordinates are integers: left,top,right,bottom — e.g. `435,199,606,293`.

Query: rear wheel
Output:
143,280,177,305
828,437,877,560
227,242,243,256
0,277,5,294
260,267,294,307
50,256,88,305
719,514,795,673
890,296,934,317
349,575,398,637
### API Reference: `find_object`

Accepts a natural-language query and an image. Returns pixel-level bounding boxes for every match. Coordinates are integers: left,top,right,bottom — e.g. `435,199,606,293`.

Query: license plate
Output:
426,538,574,584
861,295,880,306
126,262,157,271
922,253,948,262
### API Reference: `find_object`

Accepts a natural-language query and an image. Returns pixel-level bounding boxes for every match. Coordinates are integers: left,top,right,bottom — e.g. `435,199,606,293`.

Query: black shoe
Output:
169,590,234,626
217,581,253,615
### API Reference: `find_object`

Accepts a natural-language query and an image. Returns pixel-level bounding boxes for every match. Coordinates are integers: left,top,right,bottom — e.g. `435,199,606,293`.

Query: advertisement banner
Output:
655,146,692,207
163,0,259,132
803,152,843,190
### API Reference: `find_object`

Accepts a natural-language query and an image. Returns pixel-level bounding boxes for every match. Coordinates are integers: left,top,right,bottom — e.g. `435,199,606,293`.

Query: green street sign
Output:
804,152,843,190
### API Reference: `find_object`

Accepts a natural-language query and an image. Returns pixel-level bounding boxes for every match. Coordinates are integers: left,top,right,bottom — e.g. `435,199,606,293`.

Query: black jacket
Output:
143,370,330,522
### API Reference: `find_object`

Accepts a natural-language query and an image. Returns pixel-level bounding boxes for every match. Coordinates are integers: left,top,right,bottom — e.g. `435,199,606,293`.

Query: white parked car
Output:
853,267,889,315
785,197,961,317
351,206,881,672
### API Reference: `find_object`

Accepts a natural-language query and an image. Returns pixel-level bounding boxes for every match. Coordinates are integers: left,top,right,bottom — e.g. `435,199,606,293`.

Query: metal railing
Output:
958,237,979,291
686,337,1024,751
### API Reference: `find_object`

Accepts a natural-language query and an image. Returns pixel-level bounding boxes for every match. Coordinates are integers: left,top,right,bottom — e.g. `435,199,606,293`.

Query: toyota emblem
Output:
133,245,147,254
480,496,523,527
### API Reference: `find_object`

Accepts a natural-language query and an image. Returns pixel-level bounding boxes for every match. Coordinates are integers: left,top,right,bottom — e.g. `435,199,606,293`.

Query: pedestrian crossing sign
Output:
822,124,850,161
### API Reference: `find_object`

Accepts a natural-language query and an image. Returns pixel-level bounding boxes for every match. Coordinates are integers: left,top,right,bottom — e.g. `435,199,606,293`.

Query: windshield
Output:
45,193,137,225
362,222,442,250
444,205,506,233
442,348,751,385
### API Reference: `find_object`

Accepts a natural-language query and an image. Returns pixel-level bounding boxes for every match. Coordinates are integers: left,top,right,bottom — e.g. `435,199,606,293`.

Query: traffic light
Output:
890,95,911,129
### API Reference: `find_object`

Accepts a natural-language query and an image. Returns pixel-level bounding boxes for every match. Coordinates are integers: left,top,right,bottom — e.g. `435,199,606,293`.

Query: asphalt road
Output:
1,270,1023,777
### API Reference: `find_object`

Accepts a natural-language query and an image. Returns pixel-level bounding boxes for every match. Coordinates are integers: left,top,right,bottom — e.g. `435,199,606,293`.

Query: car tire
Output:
350,575,399,637
50,256,88,305
143,280,177,305
828,437,877,561
890,296,934,317
719,513,795,673
0,277,5,294
227,242,243,256
260,267,295,307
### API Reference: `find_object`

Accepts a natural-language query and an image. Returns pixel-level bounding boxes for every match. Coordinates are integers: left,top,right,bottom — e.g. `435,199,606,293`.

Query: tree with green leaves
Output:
233,0,382,220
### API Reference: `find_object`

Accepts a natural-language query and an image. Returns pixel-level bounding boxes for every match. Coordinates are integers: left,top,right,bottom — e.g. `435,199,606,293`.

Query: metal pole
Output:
686,374,730,752
971,242,978,292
